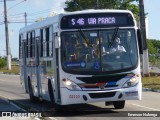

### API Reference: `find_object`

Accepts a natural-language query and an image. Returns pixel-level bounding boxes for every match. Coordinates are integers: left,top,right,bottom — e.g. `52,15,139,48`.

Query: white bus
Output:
19,9,143,110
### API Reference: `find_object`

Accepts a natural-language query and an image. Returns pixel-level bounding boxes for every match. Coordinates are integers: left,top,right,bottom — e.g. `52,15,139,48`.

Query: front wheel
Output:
48,81,64,112
113,101,125,109
28,78,37,103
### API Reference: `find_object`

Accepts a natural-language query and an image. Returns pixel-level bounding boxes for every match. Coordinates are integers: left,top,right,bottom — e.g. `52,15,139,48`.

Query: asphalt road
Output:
0,74,160,119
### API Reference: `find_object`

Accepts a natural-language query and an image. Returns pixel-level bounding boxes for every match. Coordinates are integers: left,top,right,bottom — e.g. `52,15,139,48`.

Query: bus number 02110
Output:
69,95,80,99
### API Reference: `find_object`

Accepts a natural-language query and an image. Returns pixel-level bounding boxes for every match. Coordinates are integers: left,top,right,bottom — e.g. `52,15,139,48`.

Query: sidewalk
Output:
0,97,40,120
0,97,22,112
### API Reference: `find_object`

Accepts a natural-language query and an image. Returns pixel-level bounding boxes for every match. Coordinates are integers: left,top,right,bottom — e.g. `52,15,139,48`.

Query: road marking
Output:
132,104,160,111
49,117,57,120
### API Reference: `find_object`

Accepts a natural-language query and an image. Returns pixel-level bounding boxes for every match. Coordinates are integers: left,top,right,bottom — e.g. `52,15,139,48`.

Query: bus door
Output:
22,40,28,92
35,36,42,98
53,32,61,103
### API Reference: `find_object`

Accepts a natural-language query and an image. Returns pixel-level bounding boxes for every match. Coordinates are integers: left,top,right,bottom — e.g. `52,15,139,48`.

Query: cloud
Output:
28,0,48,7
144,0,151,12
50,0,66,14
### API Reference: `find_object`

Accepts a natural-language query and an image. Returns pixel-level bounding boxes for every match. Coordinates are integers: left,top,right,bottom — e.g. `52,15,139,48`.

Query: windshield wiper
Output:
109,27,119,48
78,29,92,47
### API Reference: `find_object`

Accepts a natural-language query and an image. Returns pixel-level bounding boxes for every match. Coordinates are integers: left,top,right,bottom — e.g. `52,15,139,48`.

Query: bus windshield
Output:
61,29,138,74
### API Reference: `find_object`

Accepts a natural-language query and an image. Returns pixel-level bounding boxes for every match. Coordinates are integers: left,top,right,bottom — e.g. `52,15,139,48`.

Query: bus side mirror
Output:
137,29,143,54
55,34,60,48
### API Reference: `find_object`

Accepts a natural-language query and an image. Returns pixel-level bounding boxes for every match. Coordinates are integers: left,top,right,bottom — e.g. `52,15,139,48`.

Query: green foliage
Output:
0,58,7,68
142,76,160,90
0,66,20,74
65,0,139,19
65,0,137,10
147,39,160,66
147,40,157,54
35,17,44,22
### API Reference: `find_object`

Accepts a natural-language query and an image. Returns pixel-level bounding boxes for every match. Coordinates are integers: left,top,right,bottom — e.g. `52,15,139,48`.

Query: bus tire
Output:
28,77,37,103
113,100,125,109
48,80,62,112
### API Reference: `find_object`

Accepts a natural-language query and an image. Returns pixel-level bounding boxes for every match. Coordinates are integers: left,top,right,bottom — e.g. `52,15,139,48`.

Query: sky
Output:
0,0,159,58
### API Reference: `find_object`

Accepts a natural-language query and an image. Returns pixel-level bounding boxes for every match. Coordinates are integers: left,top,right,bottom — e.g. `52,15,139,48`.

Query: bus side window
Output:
40,29,43,57
49,26,53,57
40,27,53,58
19,35,23,59
43,29,46,57
27,33,31,58
46,27,49,57
31,31,35,58
30,32,33,57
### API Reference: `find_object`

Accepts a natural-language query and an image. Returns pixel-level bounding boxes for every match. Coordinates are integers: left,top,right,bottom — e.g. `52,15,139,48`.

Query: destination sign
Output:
71,17,116,26
61,13,134,29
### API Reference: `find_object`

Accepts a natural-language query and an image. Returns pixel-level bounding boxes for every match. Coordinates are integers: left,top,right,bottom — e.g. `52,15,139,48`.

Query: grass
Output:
0,65,20,74
142,76,160,90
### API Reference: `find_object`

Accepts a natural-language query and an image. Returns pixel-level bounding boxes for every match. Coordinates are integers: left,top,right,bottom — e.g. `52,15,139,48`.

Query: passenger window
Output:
27,33,31,58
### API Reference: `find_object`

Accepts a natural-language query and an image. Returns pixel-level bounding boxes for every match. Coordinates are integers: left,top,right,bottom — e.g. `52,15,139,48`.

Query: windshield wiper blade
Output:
109,27,119,48
78,29,92,47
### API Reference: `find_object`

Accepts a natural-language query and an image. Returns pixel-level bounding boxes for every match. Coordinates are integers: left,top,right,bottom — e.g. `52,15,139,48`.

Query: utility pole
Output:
96,0,99,9
24,12,27,26
4,0,11,70
139,0,149,76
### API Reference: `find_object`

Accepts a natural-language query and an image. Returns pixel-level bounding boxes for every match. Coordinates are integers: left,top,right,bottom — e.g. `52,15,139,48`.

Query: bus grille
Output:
89,92,116,98
76,74,127,84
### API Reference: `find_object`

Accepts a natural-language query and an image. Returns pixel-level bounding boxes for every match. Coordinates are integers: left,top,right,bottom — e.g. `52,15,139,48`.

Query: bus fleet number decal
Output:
69,95,80,99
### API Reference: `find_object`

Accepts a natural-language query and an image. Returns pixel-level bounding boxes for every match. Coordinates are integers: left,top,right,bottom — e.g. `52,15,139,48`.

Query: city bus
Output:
19,9,143,110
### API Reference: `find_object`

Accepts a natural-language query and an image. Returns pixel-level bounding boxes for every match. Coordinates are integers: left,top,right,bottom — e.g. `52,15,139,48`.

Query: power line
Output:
8,12,24,16
0,22,4,25
28,6,64,16
1,5,64,18
0,3,65,26
7,0,26,11
0,0,17,2
0,6,64,22
0,0,26,20
8,21,33,23
9,18,36,21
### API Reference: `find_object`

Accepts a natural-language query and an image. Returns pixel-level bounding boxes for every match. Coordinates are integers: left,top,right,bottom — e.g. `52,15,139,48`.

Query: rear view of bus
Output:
58,10,142,109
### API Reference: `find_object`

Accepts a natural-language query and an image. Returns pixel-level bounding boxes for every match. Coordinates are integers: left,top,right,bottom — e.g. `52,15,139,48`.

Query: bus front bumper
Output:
60,82,142,105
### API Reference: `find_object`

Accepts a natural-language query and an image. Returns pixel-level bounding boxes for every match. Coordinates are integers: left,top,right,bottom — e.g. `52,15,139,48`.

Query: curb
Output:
0,72,20,75
0,96,42,120
0,95,26,112
142,88,160,93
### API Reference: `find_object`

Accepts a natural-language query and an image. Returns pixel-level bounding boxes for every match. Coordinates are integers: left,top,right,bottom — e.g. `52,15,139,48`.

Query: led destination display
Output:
70,17,122,26
61,13,134,29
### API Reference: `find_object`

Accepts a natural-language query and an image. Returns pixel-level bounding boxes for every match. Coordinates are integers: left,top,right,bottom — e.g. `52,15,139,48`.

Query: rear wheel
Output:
113,101,125,109
28,78,37,103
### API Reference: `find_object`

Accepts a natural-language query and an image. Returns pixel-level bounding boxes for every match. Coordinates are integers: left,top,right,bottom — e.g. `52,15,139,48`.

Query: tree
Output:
35,17,44,22
147,39,160,66
65,0,139,18
147,39,157,55
0,58,7,69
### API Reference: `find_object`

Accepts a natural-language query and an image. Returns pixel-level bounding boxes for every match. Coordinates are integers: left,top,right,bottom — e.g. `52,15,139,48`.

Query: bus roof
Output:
19,9,134,34
64,9,133,15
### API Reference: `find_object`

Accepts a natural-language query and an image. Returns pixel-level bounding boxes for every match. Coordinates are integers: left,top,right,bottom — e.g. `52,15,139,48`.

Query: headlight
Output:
62,79,82,91
122,77,139,88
